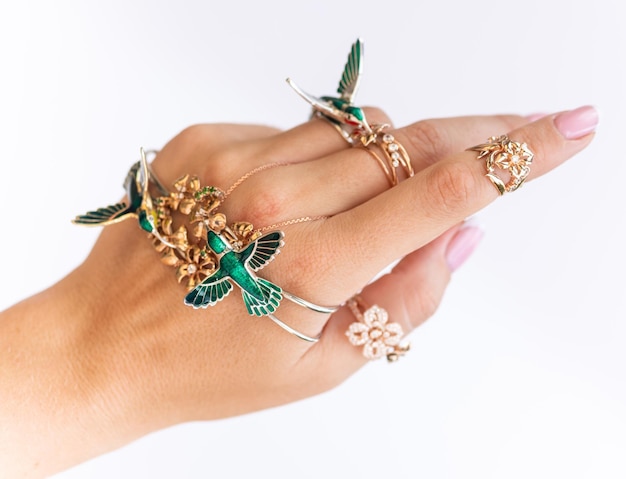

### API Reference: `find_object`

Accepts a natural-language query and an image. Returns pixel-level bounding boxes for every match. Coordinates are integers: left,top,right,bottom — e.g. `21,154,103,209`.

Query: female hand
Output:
0,105,597,477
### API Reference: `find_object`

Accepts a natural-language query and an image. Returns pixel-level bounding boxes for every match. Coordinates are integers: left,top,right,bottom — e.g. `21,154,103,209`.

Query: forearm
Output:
0,271,156,478
0,225,280,478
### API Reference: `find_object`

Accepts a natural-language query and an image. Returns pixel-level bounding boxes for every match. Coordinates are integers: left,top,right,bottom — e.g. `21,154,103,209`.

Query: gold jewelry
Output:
73,147,336,343
222,162,291,200
149,166,337,343
150,172,328,290
346,296,410,362
358,124,414,187
466,134,534,194
147,161,303,287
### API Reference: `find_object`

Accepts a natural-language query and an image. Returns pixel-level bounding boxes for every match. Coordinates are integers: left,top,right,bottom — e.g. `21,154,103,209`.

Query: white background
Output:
1,1,625,478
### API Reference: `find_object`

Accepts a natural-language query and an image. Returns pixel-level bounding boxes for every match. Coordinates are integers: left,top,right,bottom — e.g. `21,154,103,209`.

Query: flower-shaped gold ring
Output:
467,134,534,195
345,296,410,362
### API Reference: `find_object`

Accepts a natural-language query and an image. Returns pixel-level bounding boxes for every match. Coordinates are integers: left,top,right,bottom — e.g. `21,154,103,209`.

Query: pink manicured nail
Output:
525,113,547,122
554,105,599,140
446,225,484,272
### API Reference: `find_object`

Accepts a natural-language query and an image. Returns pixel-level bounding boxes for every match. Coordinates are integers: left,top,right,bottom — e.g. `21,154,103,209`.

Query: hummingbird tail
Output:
242,278,282,316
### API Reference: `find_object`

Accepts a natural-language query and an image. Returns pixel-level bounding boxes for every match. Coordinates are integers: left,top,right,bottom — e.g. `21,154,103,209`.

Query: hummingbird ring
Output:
287,38,373,145
466,134,534,194
358,124,415,187
345,296,410,362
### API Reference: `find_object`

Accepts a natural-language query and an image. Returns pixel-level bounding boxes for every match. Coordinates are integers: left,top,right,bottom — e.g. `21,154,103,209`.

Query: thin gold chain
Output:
256,215,328,234
223,162,328,232
223,162,292,199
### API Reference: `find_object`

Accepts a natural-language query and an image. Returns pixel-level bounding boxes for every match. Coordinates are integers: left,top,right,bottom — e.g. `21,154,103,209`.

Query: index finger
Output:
318,105,598,302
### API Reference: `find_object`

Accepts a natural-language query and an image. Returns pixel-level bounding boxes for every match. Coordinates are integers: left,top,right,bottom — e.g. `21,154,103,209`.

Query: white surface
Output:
1,1,624,478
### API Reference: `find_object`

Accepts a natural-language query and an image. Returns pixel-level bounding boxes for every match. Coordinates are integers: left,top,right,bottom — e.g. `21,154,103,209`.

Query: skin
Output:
0,108,595,478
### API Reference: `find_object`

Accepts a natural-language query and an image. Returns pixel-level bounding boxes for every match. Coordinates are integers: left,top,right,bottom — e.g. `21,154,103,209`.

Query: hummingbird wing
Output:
184,268,233,309
123,161,141,193
242,277,283,316
139,147,150,206
138,147,158,216
286,78,343,123
74,159,141,226
337,38,364,103
244,231,284,271
71,201,134,226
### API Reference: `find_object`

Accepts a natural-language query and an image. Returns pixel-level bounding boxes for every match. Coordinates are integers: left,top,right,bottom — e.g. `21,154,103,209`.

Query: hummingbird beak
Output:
152,230,175,249
147,215,176,248
286,78,339,120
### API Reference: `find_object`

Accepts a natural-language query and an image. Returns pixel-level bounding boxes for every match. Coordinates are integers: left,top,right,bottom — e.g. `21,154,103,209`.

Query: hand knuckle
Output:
424,160,477,217
410,287,441,325
234,188,286,227
405,120,448,165
361,106,391,126
172,124,210,147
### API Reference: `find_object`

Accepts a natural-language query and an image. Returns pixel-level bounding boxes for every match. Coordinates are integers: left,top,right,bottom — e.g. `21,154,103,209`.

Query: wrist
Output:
0,253,173,477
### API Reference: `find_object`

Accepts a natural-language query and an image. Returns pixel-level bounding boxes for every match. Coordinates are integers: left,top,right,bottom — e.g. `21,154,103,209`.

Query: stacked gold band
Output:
358,124,415,187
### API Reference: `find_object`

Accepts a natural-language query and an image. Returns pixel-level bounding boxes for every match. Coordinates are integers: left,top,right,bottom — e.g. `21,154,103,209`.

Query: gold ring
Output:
358,124,415,187
467,134,534,194
345,296,410,362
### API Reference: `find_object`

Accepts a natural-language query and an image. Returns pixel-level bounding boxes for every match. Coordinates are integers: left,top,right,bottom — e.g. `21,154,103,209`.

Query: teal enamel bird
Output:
72,148,171,244
286,38,371,134
184,230,284,316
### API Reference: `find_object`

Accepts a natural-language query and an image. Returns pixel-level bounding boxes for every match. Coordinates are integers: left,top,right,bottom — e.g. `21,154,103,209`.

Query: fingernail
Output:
554,105,599,140
525,112,547,122
446,225,484,272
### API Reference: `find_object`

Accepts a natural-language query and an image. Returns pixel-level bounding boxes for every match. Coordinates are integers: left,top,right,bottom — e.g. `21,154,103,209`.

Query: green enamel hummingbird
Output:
72,148,172,244
184,230,284,316
286,38,371,135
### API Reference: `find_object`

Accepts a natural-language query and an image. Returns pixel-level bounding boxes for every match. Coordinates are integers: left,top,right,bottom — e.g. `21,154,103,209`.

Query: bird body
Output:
184,230,284,316
320,96,367,125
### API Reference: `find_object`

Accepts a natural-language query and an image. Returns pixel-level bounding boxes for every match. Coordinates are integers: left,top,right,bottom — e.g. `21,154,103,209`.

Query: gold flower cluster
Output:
150,174,261,290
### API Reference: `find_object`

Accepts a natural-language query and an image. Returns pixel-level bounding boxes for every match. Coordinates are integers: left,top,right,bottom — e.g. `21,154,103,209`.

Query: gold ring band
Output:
359,124,414,187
